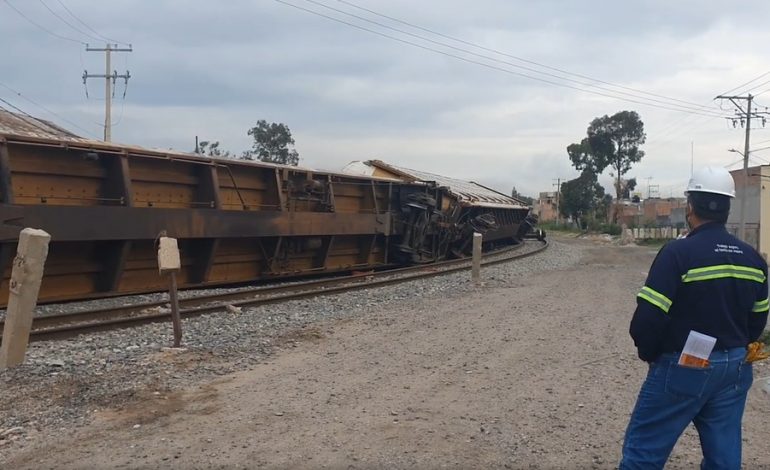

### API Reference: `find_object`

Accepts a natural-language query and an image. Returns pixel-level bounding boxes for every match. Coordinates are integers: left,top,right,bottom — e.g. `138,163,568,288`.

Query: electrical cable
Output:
55,0,130,46
745,78,770,95
2,0,86,45
301,0,724,117
38,0,102,44
718,70,770,96
275,0,727,118
334,0,719,113
0,81,99,138
0,98,64,135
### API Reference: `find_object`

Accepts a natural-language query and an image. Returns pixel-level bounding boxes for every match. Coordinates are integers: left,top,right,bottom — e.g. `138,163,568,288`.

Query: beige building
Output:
727,166,767,258
535,191,559,223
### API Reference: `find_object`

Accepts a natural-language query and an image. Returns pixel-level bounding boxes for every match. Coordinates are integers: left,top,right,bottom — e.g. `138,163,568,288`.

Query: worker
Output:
620,166,769,469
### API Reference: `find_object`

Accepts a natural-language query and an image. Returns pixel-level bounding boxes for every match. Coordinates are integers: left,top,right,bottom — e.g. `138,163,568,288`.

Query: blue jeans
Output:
620,348,753,470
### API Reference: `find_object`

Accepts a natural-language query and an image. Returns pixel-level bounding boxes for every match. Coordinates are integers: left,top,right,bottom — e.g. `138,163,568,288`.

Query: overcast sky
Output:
2,0,770,198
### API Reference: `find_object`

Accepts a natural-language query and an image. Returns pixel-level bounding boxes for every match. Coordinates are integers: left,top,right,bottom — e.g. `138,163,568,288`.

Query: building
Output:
535,191,559,223
727,165,766,256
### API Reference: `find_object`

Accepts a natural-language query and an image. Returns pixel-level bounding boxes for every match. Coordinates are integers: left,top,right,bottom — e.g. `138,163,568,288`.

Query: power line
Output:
55,0,129,46
647,72,770,148
718,70,770,96
276,0,727,118
38,0,101,43
334,0,719,113
0,97,65,136
0,81,99,138
2,0,86,45
301,0,724,117
745,78,770,95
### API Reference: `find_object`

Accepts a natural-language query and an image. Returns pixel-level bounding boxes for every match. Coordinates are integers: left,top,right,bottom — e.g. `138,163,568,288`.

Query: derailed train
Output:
0,111,539,306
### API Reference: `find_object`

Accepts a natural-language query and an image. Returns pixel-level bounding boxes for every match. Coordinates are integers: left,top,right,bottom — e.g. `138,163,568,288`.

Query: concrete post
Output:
0,228,50,369
471,232,482,285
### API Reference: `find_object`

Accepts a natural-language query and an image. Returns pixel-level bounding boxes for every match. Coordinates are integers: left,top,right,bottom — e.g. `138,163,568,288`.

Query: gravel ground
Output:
0,240,565,460
0,242,533,321
2,235,768,468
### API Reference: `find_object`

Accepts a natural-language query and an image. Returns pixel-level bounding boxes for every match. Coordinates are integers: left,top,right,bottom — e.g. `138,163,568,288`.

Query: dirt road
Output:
5,238,770,468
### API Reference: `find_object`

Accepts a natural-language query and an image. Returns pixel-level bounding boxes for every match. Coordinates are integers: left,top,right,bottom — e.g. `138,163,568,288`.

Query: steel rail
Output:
0,240,547,341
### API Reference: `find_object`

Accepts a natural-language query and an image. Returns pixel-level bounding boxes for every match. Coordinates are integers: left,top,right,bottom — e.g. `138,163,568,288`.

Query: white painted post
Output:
471,232,482,285
0,228,50,370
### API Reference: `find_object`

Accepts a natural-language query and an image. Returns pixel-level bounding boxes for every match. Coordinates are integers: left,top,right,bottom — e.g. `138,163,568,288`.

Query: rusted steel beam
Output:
188,238,219,283
95,240,132,292
0,206,392,242
101,154,133,206
196,165,222,209
0,143,14,204
314,235,335,269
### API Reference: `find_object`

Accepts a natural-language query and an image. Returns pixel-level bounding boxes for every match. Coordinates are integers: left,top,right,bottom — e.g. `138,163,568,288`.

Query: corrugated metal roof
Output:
0,109,83,140
342,160,529,209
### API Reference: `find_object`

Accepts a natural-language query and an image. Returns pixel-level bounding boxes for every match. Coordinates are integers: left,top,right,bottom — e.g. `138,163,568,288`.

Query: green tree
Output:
560,170,605,226
243,120,300,165
619,177,637,199
197,140,231,158
511,186,534,206
567,110,646,220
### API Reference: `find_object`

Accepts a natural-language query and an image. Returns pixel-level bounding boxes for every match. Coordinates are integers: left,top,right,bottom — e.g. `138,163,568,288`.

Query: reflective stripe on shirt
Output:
680,264,766,284
752,298,770,312
637,286,673,314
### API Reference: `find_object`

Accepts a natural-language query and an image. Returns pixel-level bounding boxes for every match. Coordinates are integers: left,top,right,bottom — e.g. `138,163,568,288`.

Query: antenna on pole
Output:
690,141,694,176
83,43,132,142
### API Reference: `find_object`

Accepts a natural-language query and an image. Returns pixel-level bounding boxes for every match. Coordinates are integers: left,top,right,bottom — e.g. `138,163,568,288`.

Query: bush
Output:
601,223,622,236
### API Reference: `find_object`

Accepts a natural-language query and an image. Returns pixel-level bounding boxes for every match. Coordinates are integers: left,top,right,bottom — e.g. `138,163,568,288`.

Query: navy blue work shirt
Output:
630,222,769,362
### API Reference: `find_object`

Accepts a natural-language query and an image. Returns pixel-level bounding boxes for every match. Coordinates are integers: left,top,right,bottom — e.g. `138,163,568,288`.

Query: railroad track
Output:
0,240,548,342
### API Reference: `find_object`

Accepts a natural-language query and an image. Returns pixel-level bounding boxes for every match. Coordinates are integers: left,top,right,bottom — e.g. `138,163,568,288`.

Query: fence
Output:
632,227,683,240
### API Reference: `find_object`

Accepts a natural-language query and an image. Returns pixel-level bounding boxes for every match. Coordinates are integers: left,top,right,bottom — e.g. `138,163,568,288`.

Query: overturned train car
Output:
0,120,537,305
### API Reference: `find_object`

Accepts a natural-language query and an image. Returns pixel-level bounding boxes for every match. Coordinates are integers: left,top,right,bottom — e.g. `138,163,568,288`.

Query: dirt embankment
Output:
3,237,769,468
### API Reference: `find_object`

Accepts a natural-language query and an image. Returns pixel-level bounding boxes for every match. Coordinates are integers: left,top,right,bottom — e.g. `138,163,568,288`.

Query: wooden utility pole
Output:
0,228,50,370
83,43,132,142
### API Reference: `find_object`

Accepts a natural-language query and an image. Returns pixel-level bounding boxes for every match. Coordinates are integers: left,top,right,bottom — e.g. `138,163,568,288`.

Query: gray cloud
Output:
1,0,770,198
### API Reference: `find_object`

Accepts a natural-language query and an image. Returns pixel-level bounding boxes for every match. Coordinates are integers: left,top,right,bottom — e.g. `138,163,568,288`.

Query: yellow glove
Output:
746,342,770,363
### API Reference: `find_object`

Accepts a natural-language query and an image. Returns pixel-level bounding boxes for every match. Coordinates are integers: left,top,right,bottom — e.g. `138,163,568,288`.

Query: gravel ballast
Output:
0,240,578,458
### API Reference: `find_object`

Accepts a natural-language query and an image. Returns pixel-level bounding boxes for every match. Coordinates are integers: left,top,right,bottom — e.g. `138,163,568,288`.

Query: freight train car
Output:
0,110,536,305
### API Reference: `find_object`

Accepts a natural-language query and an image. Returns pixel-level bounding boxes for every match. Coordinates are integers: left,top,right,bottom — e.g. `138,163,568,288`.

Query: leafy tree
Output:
197,140,231,158
511,186,534,206
559,170,605,226
618,177,637,199
243,120,300,165
567,110,646,220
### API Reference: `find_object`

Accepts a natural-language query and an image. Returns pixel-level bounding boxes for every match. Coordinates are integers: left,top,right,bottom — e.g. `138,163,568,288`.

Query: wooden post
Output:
0,228,50,369
157,236,183,347
471,232,482,285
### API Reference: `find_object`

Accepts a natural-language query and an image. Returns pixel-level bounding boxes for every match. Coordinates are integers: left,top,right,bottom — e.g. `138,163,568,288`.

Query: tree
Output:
559,170,605,227
197,140,231,158
619,177,637,199
511,186,534,206
567,110,646,221
243,120,300,165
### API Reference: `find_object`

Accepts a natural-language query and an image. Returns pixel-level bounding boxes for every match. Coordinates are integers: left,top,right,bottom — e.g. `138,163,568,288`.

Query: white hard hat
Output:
684,166,735,198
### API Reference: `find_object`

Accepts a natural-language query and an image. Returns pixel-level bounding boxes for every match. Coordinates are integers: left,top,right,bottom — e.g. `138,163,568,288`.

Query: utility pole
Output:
645,177,653,200
714,94,770,240
83,43,132,142
552,178,562,226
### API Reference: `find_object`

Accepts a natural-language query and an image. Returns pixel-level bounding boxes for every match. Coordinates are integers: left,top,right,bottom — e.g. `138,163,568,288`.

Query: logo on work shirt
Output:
714,244,744,254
